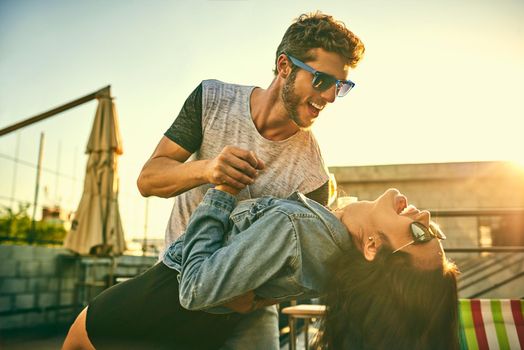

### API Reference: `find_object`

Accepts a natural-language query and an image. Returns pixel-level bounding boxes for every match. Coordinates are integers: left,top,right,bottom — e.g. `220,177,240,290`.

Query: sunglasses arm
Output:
392,240,415,254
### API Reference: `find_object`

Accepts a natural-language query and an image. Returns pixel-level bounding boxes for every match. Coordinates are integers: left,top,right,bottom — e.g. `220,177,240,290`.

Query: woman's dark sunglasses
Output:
284,53,355,97
392,222,447,253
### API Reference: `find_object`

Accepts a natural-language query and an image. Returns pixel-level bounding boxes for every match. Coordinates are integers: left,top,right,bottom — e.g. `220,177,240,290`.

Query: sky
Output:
1,0,523,240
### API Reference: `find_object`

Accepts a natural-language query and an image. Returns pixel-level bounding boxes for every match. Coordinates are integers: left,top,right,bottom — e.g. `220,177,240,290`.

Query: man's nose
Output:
319,84,337,103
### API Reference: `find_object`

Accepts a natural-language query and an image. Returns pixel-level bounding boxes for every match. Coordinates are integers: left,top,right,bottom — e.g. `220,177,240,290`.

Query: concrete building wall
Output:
330,161,524,298
0,245,156,331
330,161,524,248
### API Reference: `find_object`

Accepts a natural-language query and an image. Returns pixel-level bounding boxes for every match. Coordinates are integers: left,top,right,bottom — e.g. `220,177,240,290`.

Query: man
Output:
137,11,365,349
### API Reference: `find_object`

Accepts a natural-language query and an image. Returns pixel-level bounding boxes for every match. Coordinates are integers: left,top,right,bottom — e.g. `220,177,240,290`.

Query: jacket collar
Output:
287,191,353,251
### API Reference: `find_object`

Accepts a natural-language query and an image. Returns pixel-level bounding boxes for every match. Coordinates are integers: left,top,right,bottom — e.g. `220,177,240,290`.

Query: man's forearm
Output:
137,157,210,198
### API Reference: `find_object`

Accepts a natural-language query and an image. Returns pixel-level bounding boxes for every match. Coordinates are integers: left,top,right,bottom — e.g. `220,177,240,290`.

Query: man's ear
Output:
276,54,291,78
363,236,379,261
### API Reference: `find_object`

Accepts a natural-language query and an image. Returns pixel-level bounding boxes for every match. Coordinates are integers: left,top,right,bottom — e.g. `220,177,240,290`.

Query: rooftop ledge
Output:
329,161,524,183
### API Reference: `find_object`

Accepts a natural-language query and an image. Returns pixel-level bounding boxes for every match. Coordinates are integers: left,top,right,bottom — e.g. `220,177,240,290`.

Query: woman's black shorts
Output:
86,262,242,349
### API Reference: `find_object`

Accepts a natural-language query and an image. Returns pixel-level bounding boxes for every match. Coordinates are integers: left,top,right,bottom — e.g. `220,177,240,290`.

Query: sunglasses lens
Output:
337,81,355,97
312,73,336,91
411,223,432,242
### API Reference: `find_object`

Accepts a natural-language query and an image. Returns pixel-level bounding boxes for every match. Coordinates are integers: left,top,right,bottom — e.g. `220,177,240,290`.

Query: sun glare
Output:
510,160,524,172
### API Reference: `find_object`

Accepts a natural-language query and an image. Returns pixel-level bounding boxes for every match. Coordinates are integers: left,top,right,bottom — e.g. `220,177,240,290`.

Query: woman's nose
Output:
416,210,431,228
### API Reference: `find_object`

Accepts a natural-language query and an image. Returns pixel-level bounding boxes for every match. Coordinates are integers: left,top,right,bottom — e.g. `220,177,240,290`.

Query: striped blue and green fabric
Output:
459,299,524,350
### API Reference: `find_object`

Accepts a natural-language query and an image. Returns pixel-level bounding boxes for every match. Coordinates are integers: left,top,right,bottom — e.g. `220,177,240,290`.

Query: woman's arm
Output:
179,188,297,311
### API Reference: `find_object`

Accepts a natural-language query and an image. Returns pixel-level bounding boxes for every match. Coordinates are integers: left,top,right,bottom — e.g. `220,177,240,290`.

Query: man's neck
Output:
250,79,300,141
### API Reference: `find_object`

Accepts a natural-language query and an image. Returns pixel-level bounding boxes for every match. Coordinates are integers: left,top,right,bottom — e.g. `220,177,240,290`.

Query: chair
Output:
282,299,524,350
281,304,325,350
459,299,524,350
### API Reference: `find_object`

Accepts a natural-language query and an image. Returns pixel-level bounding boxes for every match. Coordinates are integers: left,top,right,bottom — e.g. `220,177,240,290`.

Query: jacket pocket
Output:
230,199,273,230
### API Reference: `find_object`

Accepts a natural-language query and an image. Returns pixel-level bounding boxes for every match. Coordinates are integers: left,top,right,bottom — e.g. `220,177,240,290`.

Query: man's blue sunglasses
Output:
284,53,355,97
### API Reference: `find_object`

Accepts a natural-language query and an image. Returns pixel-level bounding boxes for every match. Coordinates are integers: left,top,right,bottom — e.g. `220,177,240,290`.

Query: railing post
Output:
29,132,45,244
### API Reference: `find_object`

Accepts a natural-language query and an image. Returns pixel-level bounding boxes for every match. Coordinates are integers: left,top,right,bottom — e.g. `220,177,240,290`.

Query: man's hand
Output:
223,291,279,314
223,291,256,313
205,146,265,193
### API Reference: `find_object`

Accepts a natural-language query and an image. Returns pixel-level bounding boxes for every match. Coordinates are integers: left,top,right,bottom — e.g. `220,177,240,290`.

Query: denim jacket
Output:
163,188,352,313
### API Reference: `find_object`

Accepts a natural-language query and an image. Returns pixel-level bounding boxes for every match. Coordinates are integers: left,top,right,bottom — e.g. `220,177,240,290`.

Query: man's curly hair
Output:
274,12,365,75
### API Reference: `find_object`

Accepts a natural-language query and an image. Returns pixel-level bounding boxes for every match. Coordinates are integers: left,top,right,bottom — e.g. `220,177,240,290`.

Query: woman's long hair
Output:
316,244,459,350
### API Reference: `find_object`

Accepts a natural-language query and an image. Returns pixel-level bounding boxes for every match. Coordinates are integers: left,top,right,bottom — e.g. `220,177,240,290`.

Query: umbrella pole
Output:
101,150,112,249
100,92,114,254
0,86,110,137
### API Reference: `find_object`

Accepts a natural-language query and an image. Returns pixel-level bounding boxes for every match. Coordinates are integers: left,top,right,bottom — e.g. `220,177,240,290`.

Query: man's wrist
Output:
215,184,240,195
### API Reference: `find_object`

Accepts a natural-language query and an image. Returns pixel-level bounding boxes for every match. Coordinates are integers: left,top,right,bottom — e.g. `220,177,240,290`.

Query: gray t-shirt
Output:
164,79,329,246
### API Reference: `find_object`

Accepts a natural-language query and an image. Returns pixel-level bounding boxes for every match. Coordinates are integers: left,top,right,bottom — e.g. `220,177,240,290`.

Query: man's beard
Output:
281,69,305,128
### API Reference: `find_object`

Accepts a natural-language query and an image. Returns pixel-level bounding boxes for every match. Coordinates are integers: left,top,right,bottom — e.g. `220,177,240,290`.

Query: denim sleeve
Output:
179,189,297,311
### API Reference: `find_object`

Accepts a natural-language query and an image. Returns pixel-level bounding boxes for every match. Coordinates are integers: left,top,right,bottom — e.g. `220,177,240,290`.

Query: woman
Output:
63,186,458,350
316,214,459,349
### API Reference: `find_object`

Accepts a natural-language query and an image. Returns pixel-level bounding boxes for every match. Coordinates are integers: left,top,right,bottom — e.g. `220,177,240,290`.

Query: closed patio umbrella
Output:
64,87,125,255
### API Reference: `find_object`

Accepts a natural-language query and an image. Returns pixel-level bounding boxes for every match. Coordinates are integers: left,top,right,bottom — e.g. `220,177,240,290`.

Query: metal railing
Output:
431,208,524,217
434,207,524,299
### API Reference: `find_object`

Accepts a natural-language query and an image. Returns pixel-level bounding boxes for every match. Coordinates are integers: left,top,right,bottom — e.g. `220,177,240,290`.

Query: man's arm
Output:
137,83,264,198
179,189,296,311
305,180,330,206
137,136,208,198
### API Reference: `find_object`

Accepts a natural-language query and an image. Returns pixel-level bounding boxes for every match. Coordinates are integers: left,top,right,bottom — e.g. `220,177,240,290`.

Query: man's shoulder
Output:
200,80,255,119
201,79,254,93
